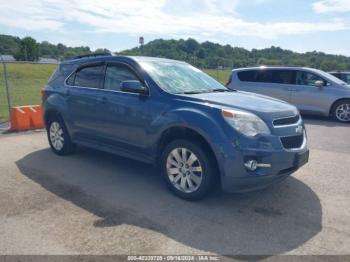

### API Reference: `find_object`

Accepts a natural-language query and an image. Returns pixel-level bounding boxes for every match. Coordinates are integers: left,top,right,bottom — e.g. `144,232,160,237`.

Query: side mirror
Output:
315,80,325,88
120,80,148,95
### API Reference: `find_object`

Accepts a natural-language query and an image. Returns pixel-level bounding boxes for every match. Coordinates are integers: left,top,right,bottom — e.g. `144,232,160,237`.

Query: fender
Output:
147,106,231,175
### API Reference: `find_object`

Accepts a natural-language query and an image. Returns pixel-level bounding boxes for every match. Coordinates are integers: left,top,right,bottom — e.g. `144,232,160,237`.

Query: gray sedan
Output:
227,66,350,122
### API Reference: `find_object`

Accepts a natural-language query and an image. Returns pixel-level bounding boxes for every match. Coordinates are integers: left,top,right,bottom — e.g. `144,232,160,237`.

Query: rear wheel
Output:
47,116,76,155
161,139,216,201
332,100,350,123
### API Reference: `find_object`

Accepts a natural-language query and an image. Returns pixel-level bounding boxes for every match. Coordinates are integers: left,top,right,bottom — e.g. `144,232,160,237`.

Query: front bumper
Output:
219,130,309,193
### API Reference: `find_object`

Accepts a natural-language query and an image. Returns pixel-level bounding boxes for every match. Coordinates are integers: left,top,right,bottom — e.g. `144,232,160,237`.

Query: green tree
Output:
15,37,39,61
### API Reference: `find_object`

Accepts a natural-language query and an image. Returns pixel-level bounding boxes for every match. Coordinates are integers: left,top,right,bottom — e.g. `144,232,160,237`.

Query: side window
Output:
255,70,271,83
74,65,104,89
270,70,296,84
104,64,139,91
49,64,76,86
237,70,294,84
237,70,258,82
296,71,324,86
66,73,75,85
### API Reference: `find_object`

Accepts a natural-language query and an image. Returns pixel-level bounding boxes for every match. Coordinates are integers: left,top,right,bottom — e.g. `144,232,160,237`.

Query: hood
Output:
187,91,299,120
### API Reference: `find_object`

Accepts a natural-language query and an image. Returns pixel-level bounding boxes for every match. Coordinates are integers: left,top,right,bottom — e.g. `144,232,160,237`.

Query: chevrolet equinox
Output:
42,54,309,200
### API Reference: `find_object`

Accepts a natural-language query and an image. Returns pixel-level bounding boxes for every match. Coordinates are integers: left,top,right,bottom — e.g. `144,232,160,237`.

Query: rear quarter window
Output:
48,64,76,87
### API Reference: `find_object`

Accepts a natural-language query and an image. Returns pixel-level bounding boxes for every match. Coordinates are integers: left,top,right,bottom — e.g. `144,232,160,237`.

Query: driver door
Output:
98,62,154,156
290,70,329,114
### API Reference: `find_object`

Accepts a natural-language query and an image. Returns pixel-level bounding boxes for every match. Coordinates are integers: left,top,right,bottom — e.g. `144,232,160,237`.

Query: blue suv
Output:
43,54,309,200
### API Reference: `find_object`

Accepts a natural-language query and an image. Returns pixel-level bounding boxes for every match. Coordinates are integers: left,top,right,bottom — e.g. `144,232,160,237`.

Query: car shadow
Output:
16,147,322,257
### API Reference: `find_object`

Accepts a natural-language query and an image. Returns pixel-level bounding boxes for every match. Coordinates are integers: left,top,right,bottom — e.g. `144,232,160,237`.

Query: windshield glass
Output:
140,61,228,94
312,69,347,85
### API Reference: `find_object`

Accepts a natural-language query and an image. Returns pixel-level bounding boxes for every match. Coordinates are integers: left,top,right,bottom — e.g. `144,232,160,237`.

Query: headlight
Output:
222,109,270,137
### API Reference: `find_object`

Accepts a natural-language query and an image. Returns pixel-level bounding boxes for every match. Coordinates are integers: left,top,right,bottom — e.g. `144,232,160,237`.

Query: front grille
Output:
280,134,304,149
273,115,300,126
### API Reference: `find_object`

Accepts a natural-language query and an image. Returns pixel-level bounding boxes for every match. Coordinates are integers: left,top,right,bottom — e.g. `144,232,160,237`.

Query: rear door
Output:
234,69,295,102
291,70,330,114
65,62,107,140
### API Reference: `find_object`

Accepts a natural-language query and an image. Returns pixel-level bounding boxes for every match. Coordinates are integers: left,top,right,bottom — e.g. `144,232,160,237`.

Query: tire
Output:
160,139,217,201
47,115,76,156
331,99,350,123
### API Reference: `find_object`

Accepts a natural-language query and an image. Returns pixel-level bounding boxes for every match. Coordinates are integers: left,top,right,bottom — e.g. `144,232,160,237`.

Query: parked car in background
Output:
42,55,309,200
227,66,350,123
329,71,350,84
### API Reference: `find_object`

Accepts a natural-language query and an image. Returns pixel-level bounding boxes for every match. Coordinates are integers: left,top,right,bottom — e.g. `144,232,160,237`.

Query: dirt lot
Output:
0,117,349,257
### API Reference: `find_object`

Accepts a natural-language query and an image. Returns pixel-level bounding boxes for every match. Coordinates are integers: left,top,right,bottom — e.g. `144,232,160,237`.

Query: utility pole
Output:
0,55,12,121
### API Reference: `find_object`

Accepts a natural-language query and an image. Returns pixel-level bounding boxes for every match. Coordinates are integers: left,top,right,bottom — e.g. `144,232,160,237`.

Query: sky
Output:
0,0,350,55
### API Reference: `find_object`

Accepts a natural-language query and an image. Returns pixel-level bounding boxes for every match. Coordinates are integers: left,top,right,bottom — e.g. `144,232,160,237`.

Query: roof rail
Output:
66,52,112,61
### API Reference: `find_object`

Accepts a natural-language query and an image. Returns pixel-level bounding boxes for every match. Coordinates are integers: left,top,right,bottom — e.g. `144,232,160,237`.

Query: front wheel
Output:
161,139,217,201
332,100,350,123
47,116,76,155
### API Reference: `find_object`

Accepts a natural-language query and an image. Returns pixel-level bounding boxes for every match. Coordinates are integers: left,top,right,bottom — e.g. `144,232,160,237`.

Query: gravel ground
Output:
0,117,349,258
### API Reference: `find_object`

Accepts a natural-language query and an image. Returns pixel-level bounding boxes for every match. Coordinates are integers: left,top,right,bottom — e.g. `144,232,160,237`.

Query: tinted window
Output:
48,64,76,86
104,64,139,91
237,69,295,84
74,65,104,89
270,70,295,84
296,71,325,86
237,70,258,82
66,73,75,85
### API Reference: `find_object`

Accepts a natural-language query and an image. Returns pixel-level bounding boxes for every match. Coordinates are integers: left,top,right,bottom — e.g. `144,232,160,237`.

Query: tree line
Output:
0,35,109,61
1,34,350,71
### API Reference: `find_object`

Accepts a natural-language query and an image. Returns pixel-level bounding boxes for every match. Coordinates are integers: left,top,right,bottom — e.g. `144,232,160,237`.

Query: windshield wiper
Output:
177,91,206,94
212,88,234,92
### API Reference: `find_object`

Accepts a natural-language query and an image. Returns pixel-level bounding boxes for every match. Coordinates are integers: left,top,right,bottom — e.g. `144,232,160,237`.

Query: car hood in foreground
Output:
186,91,299,120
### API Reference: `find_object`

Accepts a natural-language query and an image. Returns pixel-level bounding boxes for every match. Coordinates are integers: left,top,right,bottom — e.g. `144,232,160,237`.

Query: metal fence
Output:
0,58,58,123
0,57,231,124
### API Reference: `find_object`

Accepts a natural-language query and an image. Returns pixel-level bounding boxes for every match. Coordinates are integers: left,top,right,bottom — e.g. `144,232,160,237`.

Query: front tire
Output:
332,100,350,123
161,139,217,201
47,116,76,155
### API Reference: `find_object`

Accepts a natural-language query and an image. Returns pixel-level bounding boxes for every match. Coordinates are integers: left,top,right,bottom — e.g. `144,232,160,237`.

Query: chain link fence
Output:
0,58,57,123
0,57,231,124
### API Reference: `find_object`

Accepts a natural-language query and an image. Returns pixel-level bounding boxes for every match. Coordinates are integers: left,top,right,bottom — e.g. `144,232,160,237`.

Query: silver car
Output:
227,66,350,122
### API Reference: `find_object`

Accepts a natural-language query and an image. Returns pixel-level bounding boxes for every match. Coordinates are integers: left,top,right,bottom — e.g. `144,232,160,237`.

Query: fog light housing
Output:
244,160,272,171
244,160,258,171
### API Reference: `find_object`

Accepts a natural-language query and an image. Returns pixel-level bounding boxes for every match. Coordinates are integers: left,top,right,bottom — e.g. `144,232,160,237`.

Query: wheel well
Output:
330,98,350,116
44,109,61,126
157,126,219,173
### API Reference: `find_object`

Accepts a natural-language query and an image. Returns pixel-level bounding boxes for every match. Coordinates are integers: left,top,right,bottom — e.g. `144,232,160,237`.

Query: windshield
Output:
312,69,347,85
140,61,228,94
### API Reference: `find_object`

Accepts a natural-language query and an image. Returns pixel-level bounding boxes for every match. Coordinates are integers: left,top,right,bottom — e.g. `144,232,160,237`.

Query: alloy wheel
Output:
49,121,64,151
335,103,350,122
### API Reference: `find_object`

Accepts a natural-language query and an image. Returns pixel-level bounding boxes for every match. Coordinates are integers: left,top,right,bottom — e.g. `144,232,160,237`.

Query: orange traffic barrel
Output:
10,106,31,131
10,105,45,131
24,105,44,129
